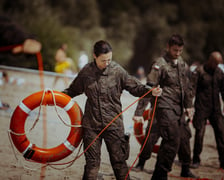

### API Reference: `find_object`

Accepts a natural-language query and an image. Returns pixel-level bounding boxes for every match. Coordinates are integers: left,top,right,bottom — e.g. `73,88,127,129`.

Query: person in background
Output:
0,71,10,110
53,43,74,88
143,34,194,180
133,37,197,178
0,15,41,54
0,15,41,110
63,40,162,180
190,51,224,169
135,66,147,84
78,51,89,71
133,102,197,178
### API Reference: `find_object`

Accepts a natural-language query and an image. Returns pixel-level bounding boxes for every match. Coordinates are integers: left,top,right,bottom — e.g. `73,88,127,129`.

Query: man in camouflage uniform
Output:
63,40,162,180
141,34,194,180
133,100,197,178
191,51,224,169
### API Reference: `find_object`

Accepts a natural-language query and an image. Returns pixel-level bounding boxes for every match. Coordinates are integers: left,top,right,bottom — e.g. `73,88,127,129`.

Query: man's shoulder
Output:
110,61,125,71
178,56,186,64
152,57,167,70
110,61,122,67
78,62,94,75
195,64,206,75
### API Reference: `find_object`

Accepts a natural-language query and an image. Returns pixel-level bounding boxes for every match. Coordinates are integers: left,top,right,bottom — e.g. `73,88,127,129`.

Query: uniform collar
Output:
164,53,178,67
93,61,110,76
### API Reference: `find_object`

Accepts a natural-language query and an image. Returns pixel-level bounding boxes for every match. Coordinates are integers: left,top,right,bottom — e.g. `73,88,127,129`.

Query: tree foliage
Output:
1,0,224,74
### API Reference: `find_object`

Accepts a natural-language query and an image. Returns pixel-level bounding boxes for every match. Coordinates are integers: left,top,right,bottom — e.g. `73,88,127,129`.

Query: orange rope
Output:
46,87,156,166
0,44,22,52
168,172,213,180
35,53,47,180
36,52,45,90
1,44,47,178
1,44,47,179
125,96,158,179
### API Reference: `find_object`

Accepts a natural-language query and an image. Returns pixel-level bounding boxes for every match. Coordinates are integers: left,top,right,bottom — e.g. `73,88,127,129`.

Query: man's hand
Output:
12,39,42,54
132,116,144,124
152,85,162,96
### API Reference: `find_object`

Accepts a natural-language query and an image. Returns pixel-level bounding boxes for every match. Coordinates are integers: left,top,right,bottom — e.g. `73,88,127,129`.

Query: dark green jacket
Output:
146,54,193,116
63,61,152,130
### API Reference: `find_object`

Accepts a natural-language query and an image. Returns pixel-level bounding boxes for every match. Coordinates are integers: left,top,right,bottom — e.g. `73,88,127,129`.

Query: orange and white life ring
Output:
133,109,159,153
134,109,151,144
9,90,82,163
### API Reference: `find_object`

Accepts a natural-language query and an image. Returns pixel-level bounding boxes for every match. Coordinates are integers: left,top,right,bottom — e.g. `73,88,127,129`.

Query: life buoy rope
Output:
9,89,82,163
46,88,156,167
125,96,158,179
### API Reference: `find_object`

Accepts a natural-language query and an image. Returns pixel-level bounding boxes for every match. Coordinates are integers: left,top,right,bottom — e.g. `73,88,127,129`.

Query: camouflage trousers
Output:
82,128,130,180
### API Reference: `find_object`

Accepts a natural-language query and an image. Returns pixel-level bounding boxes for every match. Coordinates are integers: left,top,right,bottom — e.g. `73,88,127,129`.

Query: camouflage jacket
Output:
63,61,152,130
191,64,224,117
146,54,193,116
191,64,214,116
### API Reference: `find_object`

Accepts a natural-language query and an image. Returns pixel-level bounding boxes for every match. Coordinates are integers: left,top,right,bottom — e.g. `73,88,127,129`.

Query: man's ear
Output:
93,53,97,59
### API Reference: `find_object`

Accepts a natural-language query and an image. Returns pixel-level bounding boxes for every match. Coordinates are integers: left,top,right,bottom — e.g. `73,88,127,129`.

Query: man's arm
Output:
12,39,41,54
0,15,41,54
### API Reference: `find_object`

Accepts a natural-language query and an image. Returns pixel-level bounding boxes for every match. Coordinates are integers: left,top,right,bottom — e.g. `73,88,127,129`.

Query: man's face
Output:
167,44,184,60
94,52,112,70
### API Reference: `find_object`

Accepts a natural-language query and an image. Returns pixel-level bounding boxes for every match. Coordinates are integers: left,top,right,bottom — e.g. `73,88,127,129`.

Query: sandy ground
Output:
0,66,224,180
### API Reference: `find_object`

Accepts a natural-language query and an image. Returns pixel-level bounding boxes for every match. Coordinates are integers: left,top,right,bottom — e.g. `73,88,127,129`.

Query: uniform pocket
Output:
121,133,130,160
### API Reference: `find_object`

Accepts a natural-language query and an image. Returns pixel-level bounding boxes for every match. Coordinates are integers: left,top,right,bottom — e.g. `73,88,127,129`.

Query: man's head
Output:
166,34,184,60
207,51,223,70
93,40,112,70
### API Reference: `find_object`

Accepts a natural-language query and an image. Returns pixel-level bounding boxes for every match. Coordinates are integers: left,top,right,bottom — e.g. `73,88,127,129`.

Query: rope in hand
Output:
44,87,156,167
125,96,158,180
2,44,158,175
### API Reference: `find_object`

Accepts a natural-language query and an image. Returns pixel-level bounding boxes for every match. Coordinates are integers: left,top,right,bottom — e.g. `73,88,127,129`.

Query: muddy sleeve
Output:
184,64,194,108
121,67,152,97
63,73,84,98
146,62,162,87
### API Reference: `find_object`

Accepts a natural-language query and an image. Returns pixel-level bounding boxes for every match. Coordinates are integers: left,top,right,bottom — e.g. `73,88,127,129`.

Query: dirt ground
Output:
0,66,224,180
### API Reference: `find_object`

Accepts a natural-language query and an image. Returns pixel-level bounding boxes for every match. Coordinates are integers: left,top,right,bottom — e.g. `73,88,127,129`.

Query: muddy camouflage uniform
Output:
191,64,224,168
147,54,193,179
134,99,192,169
63,60,152,180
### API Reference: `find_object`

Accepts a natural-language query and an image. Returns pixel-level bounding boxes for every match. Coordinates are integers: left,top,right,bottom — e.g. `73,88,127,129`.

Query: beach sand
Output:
0,67,223,180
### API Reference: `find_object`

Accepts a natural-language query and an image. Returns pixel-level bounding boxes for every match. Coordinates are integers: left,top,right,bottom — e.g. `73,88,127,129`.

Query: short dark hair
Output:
168,34,184,46
93,40,112,57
